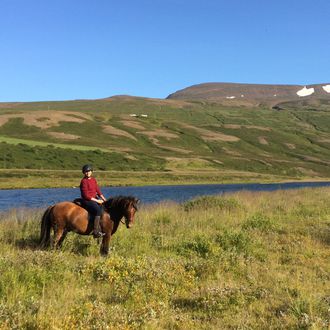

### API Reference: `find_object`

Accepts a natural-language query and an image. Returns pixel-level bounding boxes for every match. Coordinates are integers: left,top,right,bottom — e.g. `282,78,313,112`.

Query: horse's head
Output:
123,197,140,228
104,196,140,228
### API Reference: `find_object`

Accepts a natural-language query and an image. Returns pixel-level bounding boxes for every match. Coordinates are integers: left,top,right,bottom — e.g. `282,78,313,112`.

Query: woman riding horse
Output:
40,195,139,256
80,164,106,238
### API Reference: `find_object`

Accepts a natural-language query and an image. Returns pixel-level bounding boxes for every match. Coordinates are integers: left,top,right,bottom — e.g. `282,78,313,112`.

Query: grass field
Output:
0,187,329,329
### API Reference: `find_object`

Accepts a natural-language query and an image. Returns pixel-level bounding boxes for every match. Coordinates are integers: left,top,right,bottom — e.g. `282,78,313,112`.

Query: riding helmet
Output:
82,164,93,173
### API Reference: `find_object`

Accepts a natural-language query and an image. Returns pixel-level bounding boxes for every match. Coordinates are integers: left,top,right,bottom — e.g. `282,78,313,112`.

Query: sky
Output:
0,0,329,102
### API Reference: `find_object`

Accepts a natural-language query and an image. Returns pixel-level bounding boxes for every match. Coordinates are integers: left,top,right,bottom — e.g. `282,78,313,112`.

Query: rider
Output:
80,164,107,238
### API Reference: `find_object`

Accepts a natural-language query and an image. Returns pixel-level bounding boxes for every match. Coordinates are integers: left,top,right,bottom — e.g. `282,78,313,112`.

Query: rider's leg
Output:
93,215,104,238
90,202,104,238
82,200,105,238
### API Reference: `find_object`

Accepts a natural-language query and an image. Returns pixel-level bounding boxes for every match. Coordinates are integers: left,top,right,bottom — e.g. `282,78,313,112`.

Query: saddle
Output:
73,198,84,207
72,198,105,217
73,198,105,238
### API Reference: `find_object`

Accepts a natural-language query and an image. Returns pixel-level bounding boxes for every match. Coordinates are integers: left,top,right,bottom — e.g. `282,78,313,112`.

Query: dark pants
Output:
82,200,102,216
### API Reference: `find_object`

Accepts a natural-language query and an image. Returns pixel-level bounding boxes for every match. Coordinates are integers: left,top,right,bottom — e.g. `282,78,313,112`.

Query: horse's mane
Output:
104,195,139,211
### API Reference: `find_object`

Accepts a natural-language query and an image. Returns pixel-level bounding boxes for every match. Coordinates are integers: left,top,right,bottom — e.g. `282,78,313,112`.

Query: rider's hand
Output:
97,199,104,204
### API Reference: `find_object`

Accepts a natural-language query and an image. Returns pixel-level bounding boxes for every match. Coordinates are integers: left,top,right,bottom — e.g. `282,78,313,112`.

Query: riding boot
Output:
93,215,105,238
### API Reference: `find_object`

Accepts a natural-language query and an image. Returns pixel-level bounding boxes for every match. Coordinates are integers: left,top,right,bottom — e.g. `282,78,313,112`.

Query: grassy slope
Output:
0,187,329,329
0,97,329,187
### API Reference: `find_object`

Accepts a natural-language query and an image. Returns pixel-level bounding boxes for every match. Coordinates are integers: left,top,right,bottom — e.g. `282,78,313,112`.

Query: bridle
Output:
103,201,138,227
120,204,138,226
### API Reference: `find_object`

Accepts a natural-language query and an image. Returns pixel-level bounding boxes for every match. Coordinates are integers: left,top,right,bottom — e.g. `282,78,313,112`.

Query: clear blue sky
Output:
1,0,329,102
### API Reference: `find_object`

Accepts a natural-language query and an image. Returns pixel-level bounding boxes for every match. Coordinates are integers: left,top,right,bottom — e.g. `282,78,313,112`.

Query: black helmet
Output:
82,164,93,173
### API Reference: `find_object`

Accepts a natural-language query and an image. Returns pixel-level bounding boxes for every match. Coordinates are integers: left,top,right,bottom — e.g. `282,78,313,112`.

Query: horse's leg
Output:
53,227,65,249
111,221,120,235
100,234,111,256
57,230,68,248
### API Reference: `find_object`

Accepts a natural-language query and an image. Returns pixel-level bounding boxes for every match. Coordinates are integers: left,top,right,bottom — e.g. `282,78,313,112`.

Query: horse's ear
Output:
134,198,140,209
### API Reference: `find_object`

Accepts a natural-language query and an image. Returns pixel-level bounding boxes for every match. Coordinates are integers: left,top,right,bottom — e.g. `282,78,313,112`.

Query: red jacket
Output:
80,177,102,201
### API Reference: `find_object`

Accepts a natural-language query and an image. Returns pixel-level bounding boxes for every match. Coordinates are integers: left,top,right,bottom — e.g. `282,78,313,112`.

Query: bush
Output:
176,235,220,258
183,195,241,212
216,229,251,255
243,212,278,232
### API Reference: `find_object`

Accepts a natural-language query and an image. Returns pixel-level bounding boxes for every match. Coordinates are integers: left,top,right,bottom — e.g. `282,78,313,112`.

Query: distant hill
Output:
167,82,330,107
0,84,329,181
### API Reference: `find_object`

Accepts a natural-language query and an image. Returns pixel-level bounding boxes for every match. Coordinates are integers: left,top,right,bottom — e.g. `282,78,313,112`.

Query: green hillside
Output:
0,95,329,187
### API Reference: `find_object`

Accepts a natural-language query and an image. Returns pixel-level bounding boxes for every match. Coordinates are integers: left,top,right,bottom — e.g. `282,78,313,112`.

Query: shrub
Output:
183,195,241,212
216,229,251,255
243,212,278,232
175,234,220,258
291,202,323,219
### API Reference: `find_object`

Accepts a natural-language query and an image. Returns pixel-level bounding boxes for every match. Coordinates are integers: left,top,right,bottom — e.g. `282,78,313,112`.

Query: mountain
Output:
167,82,330,107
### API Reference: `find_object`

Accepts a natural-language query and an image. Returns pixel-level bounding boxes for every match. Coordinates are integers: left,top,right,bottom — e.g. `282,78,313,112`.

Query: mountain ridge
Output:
167,82,330,107
2,82,330,107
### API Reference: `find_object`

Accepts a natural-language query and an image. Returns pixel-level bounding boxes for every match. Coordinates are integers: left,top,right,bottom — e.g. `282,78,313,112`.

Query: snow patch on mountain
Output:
322,85,330,93
296,86,315,97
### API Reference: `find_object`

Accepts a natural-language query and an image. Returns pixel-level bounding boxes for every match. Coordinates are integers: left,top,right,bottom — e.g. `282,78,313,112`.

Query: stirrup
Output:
93,231,105,238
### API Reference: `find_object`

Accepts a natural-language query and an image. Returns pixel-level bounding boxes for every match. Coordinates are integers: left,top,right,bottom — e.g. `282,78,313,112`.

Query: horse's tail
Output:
39,205,54,248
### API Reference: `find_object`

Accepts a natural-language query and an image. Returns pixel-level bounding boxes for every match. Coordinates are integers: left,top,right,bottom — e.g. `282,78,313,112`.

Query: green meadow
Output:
0,187,329,329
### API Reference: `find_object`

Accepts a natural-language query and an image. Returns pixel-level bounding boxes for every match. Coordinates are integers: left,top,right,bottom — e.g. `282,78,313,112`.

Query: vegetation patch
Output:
215,229,252,255
0,111,91,129
102,124,137,140
243,212,279,232
183,195,241,212
0,142,165,171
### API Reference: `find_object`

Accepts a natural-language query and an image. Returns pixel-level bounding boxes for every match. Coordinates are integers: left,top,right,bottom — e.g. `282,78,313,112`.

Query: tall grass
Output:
0,188,329,329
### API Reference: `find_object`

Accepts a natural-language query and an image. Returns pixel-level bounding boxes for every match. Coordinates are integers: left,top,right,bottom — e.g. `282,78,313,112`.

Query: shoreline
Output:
0,169,329,190
1,178,330,191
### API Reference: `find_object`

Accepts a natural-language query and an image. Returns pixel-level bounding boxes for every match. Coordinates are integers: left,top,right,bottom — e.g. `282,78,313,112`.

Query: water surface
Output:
1,181,330,211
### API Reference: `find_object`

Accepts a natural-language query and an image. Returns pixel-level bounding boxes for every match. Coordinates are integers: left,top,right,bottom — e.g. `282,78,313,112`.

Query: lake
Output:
1,181,330,211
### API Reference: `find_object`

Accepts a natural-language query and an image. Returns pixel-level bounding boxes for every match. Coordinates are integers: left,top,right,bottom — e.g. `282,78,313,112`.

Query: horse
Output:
39,195,139,256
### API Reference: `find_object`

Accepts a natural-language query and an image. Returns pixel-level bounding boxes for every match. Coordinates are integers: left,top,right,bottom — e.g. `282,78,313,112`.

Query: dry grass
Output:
258,136,269,145
180,123,240,142
0,111,91,129
47,132,80,140
284,143,296,149
120,120,146,130
102,125,137,140
137,129,179,140
152,143,192,154
165,157,214,170
222,124,271,131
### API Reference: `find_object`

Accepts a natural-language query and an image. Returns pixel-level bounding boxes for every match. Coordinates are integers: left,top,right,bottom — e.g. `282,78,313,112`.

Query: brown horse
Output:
40,195,139,256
